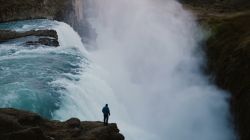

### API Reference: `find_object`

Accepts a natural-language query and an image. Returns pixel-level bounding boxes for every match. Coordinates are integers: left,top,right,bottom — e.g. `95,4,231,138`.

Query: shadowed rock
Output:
182,2,250,140
0,29,59,47
0,108,124,140
0,0,96,44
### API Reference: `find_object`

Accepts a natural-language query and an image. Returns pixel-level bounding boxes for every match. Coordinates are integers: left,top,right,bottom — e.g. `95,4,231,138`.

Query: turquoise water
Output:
0,19,56,31
0,17,235,140
0,20,88,118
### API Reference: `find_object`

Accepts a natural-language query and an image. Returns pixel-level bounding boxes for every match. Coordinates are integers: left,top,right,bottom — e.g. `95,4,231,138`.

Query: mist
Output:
82,0,235,139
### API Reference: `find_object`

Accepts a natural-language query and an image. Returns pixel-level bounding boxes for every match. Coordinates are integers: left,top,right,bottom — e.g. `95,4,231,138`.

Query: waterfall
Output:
0,20,87,118
0,0,236,139
69,0,234,139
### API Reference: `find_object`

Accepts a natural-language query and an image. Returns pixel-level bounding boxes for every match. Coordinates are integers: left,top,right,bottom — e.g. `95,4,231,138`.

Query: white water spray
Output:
84,0,235,140
52,0,235,139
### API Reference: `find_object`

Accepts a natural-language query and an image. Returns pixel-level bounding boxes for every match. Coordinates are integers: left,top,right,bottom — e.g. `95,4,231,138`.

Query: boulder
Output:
65,118,81,128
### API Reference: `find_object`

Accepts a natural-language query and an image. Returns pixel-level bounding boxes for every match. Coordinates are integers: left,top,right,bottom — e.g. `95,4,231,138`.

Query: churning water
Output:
0,0,235,140
0,20,86,118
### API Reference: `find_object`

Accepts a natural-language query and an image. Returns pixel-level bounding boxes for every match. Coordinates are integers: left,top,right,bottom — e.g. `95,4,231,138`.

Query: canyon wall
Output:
182,2,250,140
0,0,94,43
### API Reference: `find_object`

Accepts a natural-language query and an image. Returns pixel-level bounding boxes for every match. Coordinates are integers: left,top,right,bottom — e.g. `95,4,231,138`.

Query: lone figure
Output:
102,104,110,125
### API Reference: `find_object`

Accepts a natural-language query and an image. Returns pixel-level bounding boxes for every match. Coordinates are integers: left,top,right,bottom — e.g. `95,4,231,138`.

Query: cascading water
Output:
0,19,127,126
81,0,236,139
0,20,86,118
0,0,236,140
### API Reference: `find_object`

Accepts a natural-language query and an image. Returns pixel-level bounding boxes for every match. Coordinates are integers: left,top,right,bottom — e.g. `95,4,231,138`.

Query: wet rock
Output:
0,29,58,41
26,38,59,47
0,29,59,47
38,38,59,47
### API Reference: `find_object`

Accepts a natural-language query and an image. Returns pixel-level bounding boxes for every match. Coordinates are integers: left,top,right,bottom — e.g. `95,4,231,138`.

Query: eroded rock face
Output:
180,0,250,10
0,0,96,44
0,29,59,47
204,13,250,140
0,0,65,22
0,108,124,140
182,2,250,140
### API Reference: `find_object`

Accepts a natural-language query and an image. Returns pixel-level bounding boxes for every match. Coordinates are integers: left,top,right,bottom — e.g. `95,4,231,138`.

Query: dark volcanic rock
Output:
0,108,124,140
0,30,58,42
0,29,59,47
38,38,59,47
26,38,59,47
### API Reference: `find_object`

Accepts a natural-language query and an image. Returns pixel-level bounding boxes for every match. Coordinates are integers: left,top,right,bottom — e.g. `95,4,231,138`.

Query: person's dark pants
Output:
104,114,109,125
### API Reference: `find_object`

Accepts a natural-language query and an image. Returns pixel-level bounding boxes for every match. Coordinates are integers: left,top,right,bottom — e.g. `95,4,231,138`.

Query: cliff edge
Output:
0,108,124,140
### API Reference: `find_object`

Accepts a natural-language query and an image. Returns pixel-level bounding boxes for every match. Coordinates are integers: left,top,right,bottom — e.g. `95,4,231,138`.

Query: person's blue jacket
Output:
102,105,110,116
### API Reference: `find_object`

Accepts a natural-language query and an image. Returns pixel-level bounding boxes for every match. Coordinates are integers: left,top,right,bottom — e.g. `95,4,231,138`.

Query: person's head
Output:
105,104,108,107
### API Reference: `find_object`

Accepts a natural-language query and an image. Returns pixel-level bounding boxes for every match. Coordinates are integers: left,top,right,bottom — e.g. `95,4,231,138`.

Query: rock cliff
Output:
182,1,250,140
0,108,124,140
0,29,59,47
180,0,250,11
0,0,65,22
0,0,94,43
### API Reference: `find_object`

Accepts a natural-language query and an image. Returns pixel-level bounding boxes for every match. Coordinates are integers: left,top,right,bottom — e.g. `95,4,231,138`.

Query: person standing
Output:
102,104,110,125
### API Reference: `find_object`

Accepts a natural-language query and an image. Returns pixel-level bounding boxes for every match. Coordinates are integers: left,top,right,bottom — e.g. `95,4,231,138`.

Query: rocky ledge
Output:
0,108,124,140
0,29,59,47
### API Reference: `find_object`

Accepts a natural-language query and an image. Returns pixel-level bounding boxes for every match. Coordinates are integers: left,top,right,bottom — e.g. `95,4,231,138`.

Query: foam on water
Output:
0,20,85,118
72,0,236,139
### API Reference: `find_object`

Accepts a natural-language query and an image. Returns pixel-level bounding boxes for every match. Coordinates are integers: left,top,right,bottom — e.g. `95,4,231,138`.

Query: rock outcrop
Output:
180,0,250,11
182,2,250,140
0,0,95,44
0,29,59,47
0,108,124,140
0,0,64,22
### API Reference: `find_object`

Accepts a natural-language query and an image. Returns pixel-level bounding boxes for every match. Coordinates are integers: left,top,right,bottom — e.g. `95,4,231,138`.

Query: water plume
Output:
80,0,236,139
